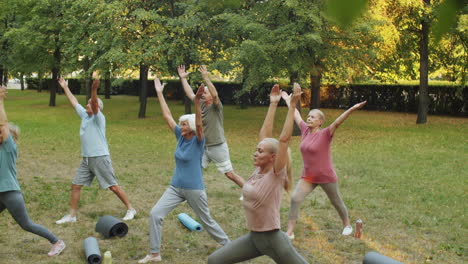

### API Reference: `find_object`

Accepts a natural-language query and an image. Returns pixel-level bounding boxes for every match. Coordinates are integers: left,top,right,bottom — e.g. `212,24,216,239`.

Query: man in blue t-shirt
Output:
55,77,136,224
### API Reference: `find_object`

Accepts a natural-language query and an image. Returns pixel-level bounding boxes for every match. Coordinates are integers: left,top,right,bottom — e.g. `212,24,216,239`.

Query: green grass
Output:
0,90,466,264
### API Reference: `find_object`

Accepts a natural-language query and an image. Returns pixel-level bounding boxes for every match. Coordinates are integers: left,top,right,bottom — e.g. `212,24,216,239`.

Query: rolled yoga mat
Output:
177,213,203,232
363,251,404,264
95,215,129,238
83,237,102,264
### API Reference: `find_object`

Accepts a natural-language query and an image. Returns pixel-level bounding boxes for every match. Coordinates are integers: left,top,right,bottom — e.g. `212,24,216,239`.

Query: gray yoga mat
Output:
363,251,403,264
95,215,129,238
83,237,102,264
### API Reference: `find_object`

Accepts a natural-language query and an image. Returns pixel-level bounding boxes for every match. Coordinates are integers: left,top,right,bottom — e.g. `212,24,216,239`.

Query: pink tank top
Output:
299,121,337,183
242,166,287,232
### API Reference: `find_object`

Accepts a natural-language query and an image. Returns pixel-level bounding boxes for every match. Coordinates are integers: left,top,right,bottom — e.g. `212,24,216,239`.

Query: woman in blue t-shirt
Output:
0,85,65,257
138,78,229,263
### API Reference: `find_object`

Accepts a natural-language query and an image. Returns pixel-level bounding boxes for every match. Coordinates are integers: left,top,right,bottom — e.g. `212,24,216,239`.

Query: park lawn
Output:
0,89,466,264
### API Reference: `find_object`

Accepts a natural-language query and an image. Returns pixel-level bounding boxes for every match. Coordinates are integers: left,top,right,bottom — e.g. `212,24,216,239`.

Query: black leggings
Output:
0,191,58,244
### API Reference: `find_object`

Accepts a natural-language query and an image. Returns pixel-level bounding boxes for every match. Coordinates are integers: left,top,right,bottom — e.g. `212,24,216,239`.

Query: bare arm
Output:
90,79,100,115
199,65,219,106
154,78,177,131
177,65,195,101
194,84,204,142
259,84,281,141
58,78,79,108
0,86,9,141
329,100,367,136
275,83,301,172
281,90,303,126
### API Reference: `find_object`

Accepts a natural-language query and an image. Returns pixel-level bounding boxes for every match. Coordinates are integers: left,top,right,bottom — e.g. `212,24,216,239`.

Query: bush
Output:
25,78,467,116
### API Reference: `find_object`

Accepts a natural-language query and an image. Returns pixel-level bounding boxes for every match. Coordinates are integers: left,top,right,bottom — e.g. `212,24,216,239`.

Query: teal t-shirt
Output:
75,104,110,157
170,126,205,190
0,134,20,192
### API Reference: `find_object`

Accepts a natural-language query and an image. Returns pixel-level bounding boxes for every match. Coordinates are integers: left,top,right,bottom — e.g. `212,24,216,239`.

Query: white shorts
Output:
202,142,233,174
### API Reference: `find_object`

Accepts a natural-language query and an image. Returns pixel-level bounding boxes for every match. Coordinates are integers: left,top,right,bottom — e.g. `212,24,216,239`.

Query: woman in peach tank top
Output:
208,84,308,264
281,90,366,239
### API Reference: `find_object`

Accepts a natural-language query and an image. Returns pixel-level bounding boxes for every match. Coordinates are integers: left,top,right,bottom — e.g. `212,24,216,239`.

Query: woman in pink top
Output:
208,84,308,264
281,91,366,238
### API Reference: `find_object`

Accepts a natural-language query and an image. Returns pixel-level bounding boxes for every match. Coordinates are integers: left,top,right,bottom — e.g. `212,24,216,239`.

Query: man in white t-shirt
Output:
56,77,136,224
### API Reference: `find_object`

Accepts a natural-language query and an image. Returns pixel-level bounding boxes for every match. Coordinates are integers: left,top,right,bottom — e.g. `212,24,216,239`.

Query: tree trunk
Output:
0,66,4,86
20,73,24,91
49,44,61,107
138,63,149,118
309,67,322,110
84,56,91,101
2,68,8,85
417,0,430,124
104,71,111,99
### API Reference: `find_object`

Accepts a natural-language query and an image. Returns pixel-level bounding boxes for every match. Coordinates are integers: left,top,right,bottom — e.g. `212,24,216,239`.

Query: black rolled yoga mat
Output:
83,237,102,264
363,251,404,264
95,215,129,238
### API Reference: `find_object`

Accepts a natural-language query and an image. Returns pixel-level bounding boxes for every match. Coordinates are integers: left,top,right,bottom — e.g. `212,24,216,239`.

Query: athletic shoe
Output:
239,195,244,201
48,240,66,256
123,209,137,221
287,232,295,240
342,225,353,236
56,214,76,224
138,254,162,263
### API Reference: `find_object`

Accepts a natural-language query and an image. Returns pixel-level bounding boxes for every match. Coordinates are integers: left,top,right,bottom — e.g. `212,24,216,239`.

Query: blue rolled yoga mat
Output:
363,251,404,264
83,237,102,264
177,213,203,232
95,215,129,239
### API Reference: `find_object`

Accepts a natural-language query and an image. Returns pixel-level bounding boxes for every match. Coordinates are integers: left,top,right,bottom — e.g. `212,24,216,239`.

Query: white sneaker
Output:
56,214,76,224
123,209,136,221
48,240,66,256
287,232,295,240
138,254,162,263
239,195,244,201
342,225,353,236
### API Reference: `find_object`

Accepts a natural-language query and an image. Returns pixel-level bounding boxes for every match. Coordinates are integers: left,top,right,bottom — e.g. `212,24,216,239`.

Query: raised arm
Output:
154,77,177,131
199,65,219,106
0,86,9,141
194,84,204,142
90,79,100,115
329,100,367,136
58,78,79,108
177,65,195,101
274,83,302,172
281,90,303,126
259,84,282,141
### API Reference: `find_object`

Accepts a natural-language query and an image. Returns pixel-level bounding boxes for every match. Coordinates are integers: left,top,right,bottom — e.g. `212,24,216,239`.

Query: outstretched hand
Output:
195,84,205,100
281,91,291,107
154,77,166,93
57,78,68,90
0,85,7,99
291,82,302,104
352,100,367,110
177,65,190,79
270,84,281,104
199,65,208,78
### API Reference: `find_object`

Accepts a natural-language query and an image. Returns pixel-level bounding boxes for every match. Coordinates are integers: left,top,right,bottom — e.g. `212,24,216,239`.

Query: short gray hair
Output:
179,114,196,132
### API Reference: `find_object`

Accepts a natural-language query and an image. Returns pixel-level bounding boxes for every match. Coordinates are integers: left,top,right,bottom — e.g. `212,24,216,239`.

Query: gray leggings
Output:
149,186,229,253
0,191,58,244
208,229,309,264
288,179,348,224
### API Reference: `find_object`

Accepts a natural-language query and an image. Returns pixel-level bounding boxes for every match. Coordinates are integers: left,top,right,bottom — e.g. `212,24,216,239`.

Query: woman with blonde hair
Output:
281,88,367,238
208,84,308,264
0,86,65,256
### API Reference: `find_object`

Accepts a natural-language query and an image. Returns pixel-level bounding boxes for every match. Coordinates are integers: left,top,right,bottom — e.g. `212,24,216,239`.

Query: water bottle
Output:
355,219,363,239
103,251,112,264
